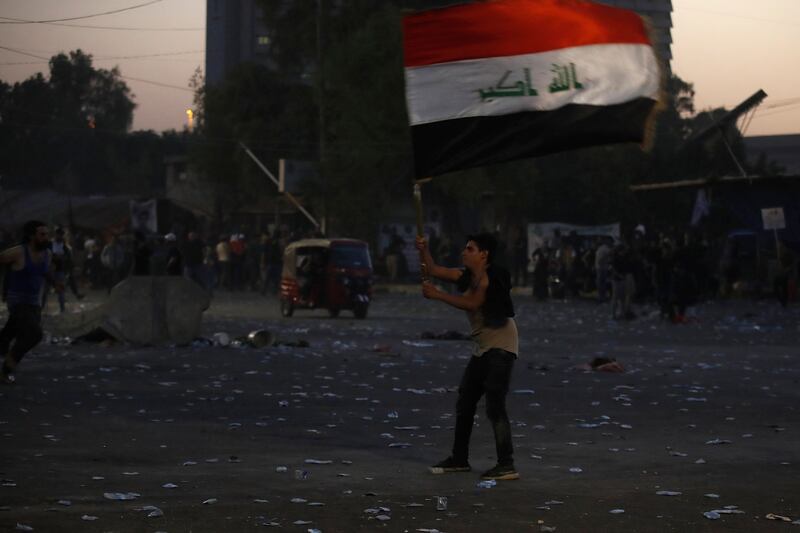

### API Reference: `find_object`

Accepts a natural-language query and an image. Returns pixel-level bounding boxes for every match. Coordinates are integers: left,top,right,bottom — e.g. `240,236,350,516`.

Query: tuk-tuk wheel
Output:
353,303,368,319
328,308,340,318
280,300,294,317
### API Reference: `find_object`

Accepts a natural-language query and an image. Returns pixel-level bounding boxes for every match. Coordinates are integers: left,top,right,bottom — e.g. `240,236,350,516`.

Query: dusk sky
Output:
1,0,798,136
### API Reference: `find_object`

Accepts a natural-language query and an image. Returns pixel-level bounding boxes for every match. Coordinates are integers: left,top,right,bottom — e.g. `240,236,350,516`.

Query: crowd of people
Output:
519,227,796,321
0,225,329,313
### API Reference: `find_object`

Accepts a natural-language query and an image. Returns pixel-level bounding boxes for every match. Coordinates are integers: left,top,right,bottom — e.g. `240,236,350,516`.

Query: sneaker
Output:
480,464,519,480
429,456,471,474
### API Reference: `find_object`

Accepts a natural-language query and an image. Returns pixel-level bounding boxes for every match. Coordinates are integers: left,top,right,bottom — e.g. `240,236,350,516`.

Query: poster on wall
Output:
130,199,158,234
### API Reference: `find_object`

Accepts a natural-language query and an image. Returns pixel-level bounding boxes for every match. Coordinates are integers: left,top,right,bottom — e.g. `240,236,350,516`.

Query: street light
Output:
186,108,194,131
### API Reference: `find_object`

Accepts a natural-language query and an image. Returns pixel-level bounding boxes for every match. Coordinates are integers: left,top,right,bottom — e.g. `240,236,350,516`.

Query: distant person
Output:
82,237,102,289
594,237,612,302
229,234,245,290
611,243,636,320
101,235,126,293
531,248,549,300
182,231,205,286
0,220,57,384
416,233,520,481
512,231,527,287
131,231,152,276
216,235,231,289
49,226,84,312
165,233,183,276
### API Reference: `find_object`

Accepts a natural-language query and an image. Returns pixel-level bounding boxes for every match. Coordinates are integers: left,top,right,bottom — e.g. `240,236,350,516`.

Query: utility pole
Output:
316,0,327,235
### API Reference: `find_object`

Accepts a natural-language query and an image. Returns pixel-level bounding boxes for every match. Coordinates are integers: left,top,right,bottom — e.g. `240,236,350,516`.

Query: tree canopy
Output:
0,49,150,193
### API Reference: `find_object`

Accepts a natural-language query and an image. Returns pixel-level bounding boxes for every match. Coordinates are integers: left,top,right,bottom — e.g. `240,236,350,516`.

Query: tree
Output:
0,50,136,192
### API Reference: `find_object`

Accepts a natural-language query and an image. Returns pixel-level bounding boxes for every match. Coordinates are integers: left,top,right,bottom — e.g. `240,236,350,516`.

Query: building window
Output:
257,35,271,46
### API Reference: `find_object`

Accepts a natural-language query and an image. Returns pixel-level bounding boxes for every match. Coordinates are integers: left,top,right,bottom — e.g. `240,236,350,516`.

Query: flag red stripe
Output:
403,0,651,68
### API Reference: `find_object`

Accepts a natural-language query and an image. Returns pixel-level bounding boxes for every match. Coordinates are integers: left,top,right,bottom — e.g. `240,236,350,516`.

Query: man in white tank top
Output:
416,233,519,481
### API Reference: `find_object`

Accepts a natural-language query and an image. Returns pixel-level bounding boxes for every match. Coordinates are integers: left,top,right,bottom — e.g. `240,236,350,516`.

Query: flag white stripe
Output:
405,43,660,126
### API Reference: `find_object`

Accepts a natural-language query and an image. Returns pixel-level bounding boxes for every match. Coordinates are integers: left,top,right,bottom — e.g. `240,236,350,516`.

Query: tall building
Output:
205,0,274,85
599,0,673,68
206,1,673,85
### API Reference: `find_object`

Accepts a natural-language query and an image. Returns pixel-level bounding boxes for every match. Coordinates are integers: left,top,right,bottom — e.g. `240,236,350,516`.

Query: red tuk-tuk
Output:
279,238,373,318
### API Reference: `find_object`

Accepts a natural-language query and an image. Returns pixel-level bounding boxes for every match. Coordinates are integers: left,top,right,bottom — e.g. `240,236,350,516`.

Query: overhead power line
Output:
0,45,48,61
0,45,203,65
0,0,163,24
120,75,193,92
1,21,203,31
752,103,800,120
0,45,194,93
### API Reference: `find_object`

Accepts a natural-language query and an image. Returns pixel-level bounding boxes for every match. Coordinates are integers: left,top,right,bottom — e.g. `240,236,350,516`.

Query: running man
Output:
0,221,56,384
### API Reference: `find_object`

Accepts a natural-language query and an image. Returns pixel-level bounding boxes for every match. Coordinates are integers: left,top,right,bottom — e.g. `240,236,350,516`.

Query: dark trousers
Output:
452,349,515,466
0,304,43,366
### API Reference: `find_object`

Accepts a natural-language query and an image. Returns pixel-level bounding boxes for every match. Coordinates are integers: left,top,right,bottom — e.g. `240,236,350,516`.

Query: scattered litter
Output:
568,467,583,473
766,513,792,522
705,438,732,445
704,511,720,520
162,483,178,489
81,515,99,521
656,491,682,496
15,524,34,532
477,480,497,488
136,505,164,518
421,330,469,340
435,496,448,511
202,498,217,505
513,389,536,395
402,340,434,348
104,492,140,501
304,459,333,465
212,332,230,346
609,509,625,514
247,329,275,348
574,357,625,373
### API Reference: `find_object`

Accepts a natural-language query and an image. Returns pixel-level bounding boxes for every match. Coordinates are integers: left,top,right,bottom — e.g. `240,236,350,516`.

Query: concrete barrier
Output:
52,276,210,345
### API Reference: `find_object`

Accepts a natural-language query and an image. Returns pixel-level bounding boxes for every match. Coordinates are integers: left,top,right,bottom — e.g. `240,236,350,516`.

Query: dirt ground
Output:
1,289,798,532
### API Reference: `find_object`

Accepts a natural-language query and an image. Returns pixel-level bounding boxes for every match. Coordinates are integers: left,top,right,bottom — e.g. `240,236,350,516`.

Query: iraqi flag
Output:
403,0,663,178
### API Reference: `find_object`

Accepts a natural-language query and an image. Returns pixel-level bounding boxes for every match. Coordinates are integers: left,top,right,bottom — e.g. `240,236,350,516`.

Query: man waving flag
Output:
403,0,663,178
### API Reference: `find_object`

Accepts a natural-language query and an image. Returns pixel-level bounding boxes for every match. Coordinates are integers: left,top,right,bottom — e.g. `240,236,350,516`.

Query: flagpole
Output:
413,178,431,281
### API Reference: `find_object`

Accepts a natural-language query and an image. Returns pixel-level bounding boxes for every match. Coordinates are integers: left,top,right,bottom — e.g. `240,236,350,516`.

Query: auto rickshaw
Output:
279,238,373,318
